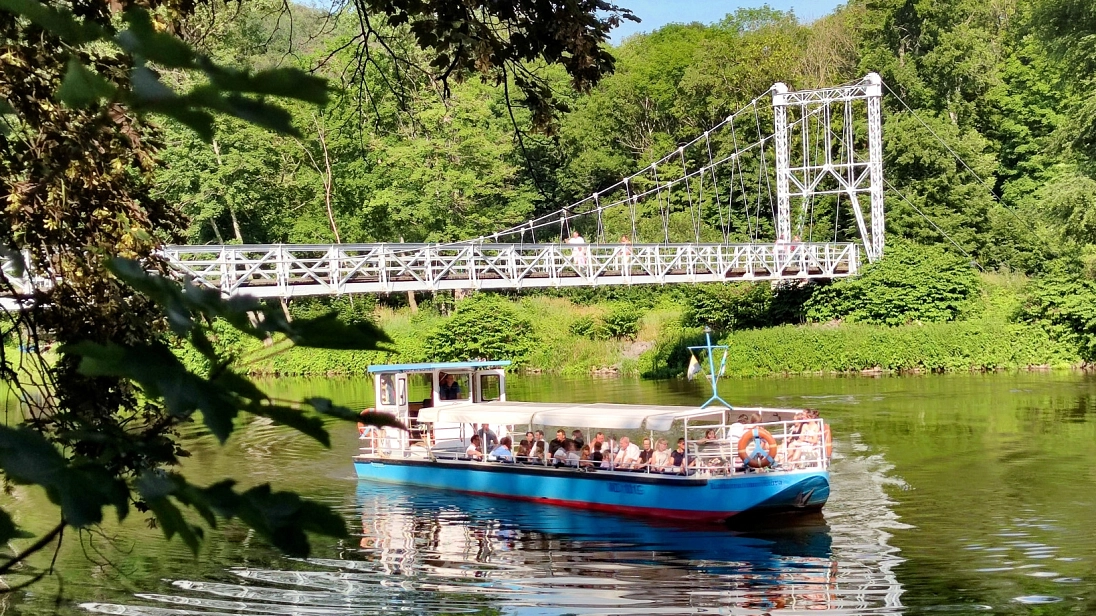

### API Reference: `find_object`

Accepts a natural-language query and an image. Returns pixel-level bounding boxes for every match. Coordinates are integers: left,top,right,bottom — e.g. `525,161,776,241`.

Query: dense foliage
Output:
683,282,813,331
1018,270,1096,363
805,242,980,325
424,295,536,364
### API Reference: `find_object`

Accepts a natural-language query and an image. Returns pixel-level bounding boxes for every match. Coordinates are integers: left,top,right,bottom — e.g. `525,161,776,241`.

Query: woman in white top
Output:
650,438,672,472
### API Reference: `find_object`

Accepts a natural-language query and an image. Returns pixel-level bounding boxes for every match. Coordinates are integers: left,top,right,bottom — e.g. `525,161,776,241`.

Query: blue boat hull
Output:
353,458,829,523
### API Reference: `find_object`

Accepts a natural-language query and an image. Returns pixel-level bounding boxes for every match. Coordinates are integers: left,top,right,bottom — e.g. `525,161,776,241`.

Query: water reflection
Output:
83,444,906,615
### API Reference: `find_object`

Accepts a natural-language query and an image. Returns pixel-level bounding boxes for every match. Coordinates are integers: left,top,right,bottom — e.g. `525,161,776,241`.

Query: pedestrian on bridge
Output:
566,230,587,267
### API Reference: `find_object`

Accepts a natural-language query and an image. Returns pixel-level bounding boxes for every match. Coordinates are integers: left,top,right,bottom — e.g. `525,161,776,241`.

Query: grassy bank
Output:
641,320,1078,378
175,271,1083,379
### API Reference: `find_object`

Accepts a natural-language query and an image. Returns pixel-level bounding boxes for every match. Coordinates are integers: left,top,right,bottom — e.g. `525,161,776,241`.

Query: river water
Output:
3,372,1096,615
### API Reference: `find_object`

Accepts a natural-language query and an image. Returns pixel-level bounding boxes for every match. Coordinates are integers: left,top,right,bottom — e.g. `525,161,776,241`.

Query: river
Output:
2,372,1095,615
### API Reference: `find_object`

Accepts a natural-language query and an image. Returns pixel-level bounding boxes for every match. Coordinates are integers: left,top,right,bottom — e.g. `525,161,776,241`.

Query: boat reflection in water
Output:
80,443,904,615
317,481,902,614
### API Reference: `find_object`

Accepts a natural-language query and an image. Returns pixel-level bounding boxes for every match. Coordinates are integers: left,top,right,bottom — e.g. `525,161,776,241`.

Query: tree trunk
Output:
296,115,341,244
407,291,418,313
228,205,244,244
212,139,244,243
209,218,225,244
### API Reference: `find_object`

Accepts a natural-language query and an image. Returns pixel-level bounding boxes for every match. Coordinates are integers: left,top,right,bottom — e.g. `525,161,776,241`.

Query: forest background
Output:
144,0,1096,377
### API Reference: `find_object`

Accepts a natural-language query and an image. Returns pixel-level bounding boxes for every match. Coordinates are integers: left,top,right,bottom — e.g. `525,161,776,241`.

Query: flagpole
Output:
689,326,733,410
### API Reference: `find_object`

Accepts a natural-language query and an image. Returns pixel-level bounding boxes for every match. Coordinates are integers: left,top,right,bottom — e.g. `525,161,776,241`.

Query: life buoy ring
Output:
738,427,779,468
824,424,833,458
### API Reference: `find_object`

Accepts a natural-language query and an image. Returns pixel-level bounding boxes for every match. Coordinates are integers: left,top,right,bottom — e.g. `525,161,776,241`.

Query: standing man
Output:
476,423,499,450
566,230,587,266
440,373,462,400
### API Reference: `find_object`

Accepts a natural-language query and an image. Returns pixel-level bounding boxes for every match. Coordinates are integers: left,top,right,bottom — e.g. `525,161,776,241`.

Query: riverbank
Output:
197,273,1081,378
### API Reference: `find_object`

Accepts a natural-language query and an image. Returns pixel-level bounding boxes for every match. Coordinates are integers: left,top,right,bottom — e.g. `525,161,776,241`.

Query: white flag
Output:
687,353,702,380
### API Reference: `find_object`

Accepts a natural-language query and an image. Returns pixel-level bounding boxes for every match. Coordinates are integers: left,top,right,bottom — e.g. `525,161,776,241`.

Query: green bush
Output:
600,305,641,340
682,282,813,331
290,295,377,326
1018,269,1096,362
569,315,598,338
424,294,536,364
805,241,978,325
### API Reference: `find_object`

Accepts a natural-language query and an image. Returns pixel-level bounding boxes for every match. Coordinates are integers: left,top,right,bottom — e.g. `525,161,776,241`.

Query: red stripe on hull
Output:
451,487,737,523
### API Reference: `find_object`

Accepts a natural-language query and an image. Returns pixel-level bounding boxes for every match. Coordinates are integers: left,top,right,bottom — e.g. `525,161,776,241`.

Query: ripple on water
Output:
1012,595,1064,604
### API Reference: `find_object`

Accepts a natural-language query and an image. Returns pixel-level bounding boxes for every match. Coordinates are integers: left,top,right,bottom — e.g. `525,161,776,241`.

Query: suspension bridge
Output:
2,74,886,305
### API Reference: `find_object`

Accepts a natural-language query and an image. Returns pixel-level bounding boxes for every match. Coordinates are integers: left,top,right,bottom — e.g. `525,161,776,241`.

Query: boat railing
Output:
684,418,829,475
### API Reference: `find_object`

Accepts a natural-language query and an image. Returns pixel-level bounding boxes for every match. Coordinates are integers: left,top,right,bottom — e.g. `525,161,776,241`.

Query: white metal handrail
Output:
160,242,859,297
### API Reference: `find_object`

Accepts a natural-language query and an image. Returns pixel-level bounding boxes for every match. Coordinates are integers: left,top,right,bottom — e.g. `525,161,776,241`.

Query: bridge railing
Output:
159,242,859,297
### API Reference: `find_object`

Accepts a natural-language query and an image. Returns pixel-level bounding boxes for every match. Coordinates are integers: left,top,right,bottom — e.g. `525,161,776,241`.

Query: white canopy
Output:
417,401,728,431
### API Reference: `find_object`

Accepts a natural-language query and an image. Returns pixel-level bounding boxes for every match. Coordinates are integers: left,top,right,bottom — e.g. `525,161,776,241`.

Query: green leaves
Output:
1,0,332,138
56,59,116,108
805,241,979,326
137,472,347,557
0,426,128,527
62,259,396,445
0,0,104,44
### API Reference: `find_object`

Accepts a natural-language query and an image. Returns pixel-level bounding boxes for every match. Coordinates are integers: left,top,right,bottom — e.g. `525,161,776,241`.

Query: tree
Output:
0,0,634,585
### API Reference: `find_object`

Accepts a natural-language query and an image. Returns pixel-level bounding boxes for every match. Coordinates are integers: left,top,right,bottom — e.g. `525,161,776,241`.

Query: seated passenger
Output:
515,439,531,461
697,428,724,468
548,429,568,457
728,413,749,443
476,423,499,450
670,437,687,473
571,430,585,450
650,438,672,472
491,436,514,462
637,438,655,471
528,438,546,463
579,444,594,468
466,435,483,460
590,442,605,468
613,436,641,469
565,441,581,467
440,373,462,400
552,441,569,467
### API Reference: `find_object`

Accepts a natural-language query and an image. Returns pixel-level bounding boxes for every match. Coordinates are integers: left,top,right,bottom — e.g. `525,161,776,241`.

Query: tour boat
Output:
353,338,831,524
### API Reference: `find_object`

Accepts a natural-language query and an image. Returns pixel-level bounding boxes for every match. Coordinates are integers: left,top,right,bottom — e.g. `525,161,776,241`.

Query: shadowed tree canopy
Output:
0,0,634,587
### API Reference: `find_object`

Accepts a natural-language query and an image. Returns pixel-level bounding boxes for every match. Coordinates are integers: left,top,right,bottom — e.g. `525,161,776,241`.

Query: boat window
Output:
479,374,501,402
379,374,396,406
405,373,433,404
439,372,471,401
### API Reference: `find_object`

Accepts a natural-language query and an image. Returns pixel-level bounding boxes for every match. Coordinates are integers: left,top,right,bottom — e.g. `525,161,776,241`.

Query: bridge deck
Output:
159,242,859,297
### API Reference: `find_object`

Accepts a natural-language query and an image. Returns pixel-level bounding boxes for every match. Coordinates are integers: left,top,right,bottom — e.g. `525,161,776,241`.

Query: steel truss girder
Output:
158,242,860,297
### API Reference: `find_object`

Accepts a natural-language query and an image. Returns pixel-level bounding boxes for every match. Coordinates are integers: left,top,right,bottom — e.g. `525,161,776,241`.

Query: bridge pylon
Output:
772,73,885,262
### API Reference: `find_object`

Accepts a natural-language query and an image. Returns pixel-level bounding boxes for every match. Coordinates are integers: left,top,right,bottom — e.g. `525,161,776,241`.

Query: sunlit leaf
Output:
57,59,115,108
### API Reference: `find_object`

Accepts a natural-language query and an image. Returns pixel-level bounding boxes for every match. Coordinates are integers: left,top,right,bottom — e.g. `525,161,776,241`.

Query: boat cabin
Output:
366,360,511,452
